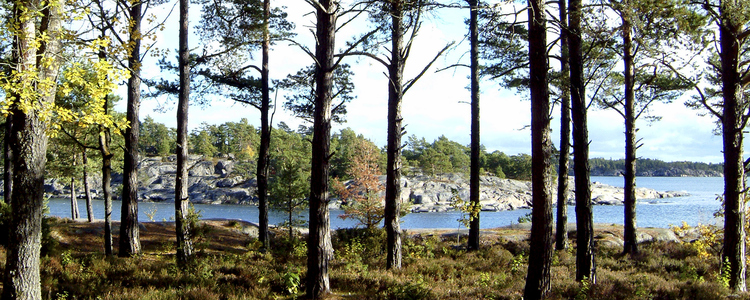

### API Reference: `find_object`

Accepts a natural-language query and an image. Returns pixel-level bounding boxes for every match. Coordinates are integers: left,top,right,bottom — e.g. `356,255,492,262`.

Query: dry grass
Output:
1,218,746,299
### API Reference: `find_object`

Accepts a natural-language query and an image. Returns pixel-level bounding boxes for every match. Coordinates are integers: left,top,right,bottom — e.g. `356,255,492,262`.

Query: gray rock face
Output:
404,175,535,213
40,156,688,211
214,160,234,178
189,161,214,177
404,175,688,213
42,155,257,205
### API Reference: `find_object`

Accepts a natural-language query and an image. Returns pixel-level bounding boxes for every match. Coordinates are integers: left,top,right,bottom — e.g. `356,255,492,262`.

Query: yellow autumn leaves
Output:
0,0,129,136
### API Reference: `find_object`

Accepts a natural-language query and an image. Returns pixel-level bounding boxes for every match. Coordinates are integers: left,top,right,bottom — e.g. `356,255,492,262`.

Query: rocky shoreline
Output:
37,155,689,213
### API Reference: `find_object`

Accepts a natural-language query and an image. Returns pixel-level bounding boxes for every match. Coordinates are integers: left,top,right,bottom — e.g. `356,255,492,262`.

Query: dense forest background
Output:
122,116,724,181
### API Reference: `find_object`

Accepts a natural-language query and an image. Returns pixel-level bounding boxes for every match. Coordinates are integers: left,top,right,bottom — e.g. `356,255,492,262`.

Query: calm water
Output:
47,176,725,229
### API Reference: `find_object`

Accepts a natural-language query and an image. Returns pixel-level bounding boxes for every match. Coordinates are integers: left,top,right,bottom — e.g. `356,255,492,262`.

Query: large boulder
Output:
214,160,234,177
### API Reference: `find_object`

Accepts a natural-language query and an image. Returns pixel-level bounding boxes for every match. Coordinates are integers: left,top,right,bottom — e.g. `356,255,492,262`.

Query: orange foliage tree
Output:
335,138,385,229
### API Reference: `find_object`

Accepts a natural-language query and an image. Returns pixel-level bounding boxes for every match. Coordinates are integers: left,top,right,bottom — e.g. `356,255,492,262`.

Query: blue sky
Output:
126,0,728,164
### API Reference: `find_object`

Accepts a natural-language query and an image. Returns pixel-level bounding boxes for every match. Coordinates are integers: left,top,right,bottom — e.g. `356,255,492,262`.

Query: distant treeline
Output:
135,118,723,180
586,158,723,177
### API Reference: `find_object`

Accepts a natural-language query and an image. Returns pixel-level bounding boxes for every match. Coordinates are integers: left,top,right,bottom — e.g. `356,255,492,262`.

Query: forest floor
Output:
3,217,746,299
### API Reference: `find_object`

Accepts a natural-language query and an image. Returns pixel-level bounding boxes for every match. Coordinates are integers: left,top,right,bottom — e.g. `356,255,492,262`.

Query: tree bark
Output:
719,0,746,291
4,106,48,300
2,0,62,298
385,0,404,269
569,0,595,282
83,151,94,222
70,176,79,220
119,0,142,257
99,95,114,256
3,114,12,204
175,0,194,266
524,0,554,297
256,0,271,250
306,0,335,297
621,9,638,256
556,0,570,251
97,23,114,254
467,0,481,251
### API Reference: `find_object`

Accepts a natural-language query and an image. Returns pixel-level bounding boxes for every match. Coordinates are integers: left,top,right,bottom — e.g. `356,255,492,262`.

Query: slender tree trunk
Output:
70,154,79,220
288,205,293,240
555,0,570,251
119,1,142,257
569,0,595,282
175,0,194,266
306,0,335,297
524,0,554,297
622,10,638,256
719,1,746,291
70,176,79,220
385,0,405,270
83,151,94,222
467,0,481,251
99,97,114,256
2,0,62,298
256,0,271,250
97,23,114,254
3,114,12,204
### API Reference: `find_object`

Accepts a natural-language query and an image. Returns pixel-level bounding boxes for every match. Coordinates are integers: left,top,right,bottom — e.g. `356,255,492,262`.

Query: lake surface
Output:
47,176,725,229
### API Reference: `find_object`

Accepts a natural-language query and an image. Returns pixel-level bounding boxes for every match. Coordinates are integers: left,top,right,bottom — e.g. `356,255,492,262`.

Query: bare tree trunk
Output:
4,109,49,300
719,1,746,291
3,114,12,204
288,205,293,240
524,0,553,297
175,0,194,266
467,0,481,252
70,153,79,220
306,0,335,296
99,97,114,255
2,0,62,297
96,23,114,254
256,0,271,250
569,0,595,283
622,10,638,256
385,0,404,270
555,0,570,251
70,176,80,220
119,0,142,257
83,151,94,222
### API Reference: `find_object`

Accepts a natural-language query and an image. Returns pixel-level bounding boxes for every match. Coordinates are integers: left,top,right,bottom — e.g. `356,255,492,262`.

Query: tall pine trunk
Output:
306,0,335,296
83,151,94,222
569,0,595,282
257,0,271,250
467,0,481,251
175,0,194,265
2,0,62,297
555,0,570,251
622,9,638,255
119,0,142,257
719,0,746,291
385,0,404,270
524,0,554,297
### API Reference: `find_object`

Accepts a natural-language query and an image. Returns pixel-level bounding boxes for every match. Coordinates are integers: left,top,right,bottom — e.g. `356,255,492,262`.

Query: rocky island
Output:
39,155,689,213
